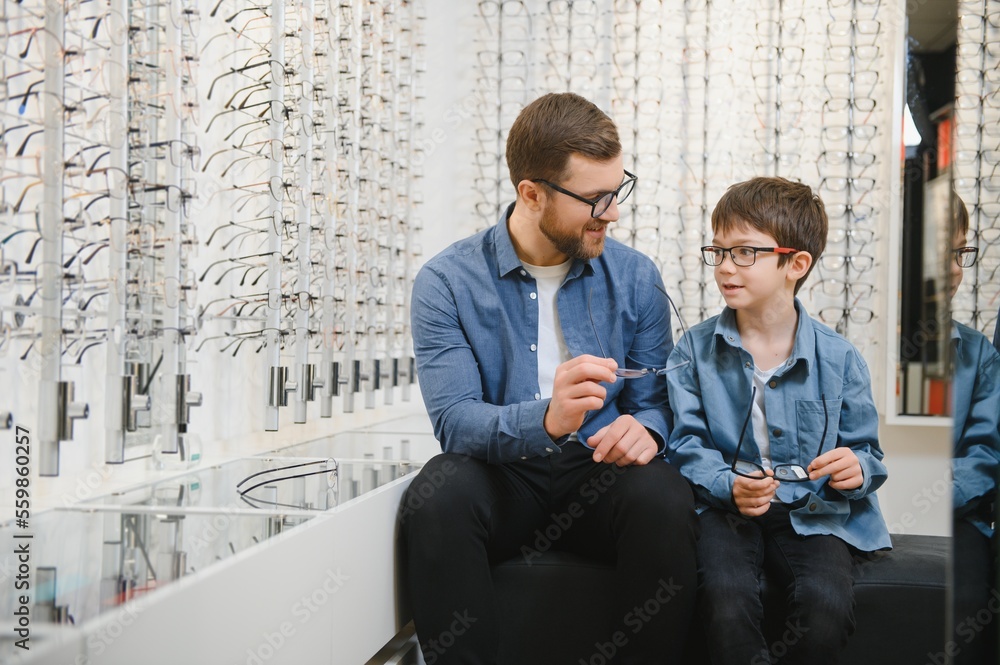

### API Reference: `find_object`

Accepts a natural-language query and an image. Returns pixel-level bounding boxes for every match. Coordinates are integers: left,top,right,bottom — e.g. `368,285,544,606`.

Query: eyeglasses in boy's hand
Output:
731,386,829,483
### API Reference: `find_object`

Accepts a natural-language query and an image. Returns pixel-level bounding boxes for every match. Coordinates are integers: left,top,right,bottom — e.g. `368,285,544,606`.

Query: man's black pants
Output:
399,444,699,664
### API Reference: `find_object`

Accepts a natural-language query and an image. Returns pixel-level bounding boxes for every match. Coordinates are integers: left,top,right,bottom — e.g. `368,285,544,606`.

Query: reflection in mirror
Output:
950,193,1000,664
950,1,1000,662
896,2,956,416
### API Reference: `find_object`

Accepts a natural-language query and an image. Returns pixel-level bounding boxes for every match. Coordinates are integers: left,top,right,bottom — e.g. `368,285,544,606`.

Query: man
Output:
401,92,697,664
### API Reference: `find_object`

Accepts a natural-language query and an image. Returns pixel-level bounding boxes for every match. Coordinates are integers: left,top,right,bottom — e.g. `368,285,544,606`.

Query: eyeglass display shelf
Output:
0,505,315,659
76,429,439,512
0,425,441,662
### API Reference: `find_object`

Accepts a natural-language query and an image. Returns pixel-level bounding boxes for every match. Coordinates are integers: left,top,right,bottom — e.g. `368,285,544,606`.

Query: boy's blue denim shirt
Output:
952,321,1000,538
410,204,673,464
665,300,891,552
994,308,999,352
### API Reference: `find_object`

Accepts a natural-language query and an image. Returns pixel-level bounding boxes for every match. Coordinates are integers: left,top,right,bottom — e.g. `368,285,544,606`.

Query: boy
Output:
949,195,1000,665
665,177,890,665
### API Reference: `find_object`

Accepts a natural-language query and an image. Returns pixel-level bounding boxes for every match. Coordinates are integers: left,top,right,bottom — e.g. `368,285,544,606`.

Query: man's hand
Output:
544,355,617,440
732,471,779,516
808,448,863,490
586,414,660,466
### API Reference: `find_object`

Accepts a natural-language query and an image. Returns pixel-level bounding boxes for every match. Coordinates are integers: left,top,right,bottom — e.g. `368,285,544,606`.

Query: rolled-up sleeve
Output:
665,349,736,509
832,350,887,500
411,265,557,463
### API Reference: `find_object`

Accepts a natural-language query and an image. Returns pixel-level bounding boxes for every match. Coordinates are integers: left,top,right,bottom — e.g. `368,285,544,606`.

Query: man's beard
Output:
538,206,606,261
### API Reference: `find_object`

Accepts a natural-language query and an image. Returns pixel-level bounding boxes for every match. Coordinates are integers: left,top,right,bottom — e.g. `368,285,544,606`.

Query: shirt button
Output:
530,344,537,352
809,503,818,512
728,336,735,341
534,393,541,400
744,362,751,369
768,380,777,388
521,456,527,460
529,292,537,300
545,447,554,453
520,269,527,276
773,428,782,437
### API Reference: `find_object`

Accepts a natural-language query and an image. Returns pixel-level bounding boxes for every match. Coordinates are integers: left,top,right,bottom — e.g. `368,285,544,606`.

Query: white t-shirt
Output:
521,259,573,400
751,363,783,471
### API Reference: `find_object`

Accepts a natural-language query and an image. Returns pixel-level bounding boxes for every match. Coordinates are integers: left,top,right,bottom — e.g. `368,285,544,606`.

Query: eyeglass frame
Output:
701,245,800,267
532,170,637,219
586,285,667,379
954,246,979,268
732,385,828,482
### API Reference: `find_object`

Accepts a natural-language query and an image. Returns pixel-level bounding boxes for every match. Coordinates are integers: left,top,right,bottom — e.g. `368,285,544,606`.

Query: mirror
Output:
949,1,1000,662
890,1,957,418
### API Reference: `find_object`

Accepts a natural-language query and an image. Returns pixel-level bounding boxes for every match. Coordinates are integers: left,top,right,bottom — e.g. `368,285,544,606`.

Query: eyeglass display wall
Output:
471,0,996,363
0,0,427,477
953,0,1000,337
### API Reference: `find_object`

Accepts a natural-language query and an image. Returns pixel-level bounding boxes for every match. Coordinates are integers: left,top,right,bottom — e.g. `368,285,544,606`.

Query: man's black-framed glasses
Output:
701,245,800,267
533,170,637,218
731,386,828,482
954,246,979,268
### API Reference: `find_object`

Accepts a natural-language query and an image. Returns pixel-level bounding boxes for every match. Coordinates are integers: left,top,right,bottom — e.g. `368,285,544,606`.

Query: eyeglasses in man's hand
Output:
587,285,667,379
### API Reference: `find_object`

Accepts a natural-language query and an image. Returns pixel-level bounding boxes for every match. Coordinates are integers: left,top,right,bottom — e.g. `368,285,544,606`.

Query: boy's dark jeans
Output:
696,504,856,665
399,445,699,665
952,518,998,665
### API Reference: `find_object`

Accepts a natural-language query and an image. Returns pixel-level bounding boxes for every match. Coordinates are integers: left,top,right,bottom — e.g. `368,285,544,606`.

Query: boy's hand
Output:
732,471,779,516
586,415,659,466
808,448,863,490
544,355,618,440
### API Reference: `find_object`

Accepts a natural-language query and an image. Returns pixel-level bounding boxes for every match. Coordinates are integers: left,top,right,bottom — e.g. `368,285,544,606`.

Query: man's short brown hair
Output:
711,177,828,295
506,93,621,190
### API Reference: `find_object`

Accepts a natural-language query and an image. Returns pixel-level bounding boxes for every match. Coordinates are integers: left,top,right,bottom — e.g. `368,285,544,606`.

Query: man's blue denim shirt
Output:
952,321,1000,538
665,300,891,552
410,205,673,464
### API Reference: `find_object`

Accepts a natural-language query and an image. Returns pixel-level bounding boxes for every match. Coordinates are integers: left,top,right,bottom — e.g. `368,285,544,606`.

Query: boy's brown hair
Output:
711,177,828,294
953,191,970,237
506,93,621,190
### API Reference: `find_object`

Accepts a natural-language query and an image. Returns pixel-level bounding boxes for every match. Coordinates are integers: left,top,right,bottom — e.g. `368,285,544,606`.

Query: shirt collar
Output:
493,202,593,280
494,203,524,277
952,320,965,361
712,298,815,373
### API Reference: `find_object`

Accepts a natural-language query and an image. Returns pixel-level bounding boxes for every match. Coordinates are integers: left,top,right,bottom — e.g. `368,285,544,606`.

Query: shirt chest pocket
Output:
795,397,842,453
